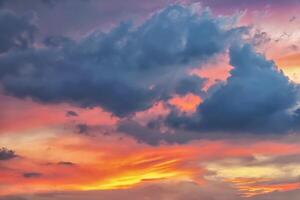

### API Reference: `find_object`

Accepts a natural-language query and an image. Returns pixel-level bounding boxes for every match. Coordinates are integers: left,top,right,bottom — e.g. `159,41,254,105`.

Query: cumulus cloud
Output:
1,3,298,145
166,44,300,134
0,5,245,117
119,44,300,145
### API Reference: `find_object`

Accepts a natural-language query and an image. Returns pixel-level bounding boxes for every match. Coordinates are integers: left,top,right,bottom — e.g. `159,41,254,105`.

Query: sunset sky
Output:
0,0,300,200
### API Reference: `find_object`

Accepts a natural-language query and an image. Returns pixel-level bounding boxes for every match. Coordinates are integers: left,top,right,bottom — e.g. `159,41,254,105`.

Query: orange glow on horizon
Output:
1,134,300,197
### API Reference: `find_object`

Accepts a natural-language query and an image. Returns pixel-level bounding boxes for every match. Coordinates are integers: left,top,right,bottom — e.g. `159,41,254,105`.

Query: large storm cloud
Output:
0,5,245,117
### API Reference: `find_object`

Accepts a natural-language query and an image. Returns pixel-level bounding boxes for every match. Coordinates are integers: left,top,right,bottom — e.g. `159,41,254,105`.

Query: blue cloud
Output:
0,10,36,53
0,5,244,117
166,44,300,134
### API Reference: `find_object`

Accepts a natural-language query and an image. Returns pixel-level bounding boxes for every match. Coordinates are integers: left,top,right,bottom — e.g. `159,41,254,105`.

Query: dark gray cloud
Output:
118,120,164,146
23,172,42,178
0,10,36,53
166,44,300,134
118,120,199,146
76,124,89,135
0,5,245,117
0,147,17,161
66,110,78,117
107,44,300,145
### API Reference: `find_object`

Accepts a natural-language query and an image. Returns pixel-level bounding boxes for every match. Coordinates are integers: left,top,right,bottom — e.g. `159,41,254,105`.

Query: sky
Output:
0,0,300,199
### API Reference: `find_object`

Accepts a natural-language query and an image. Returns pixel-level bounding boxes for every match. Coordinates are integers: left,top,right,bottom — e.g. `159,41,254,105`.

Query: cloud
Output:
43,35,73,47
23,172,43,178
57,161,75,166
0,147,17,161
76,124,90,135
117,120,198,145
66,110,78,117
0,0,6,7
118,120,165,145
166,44,300,134
0,5,245,117
175,75,207,96
0,10,36,53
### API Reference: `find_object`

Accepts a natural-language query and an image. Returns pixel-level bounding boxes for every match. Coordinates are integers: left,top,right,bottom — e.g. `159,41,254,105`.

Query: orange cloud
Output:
169,93,202,113
1,133,300,197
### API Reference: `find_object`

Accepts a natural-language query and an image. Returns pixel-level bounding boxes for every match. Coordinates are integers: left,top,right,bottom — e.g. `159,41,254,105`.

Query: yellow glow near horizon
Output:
79,169,188,190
